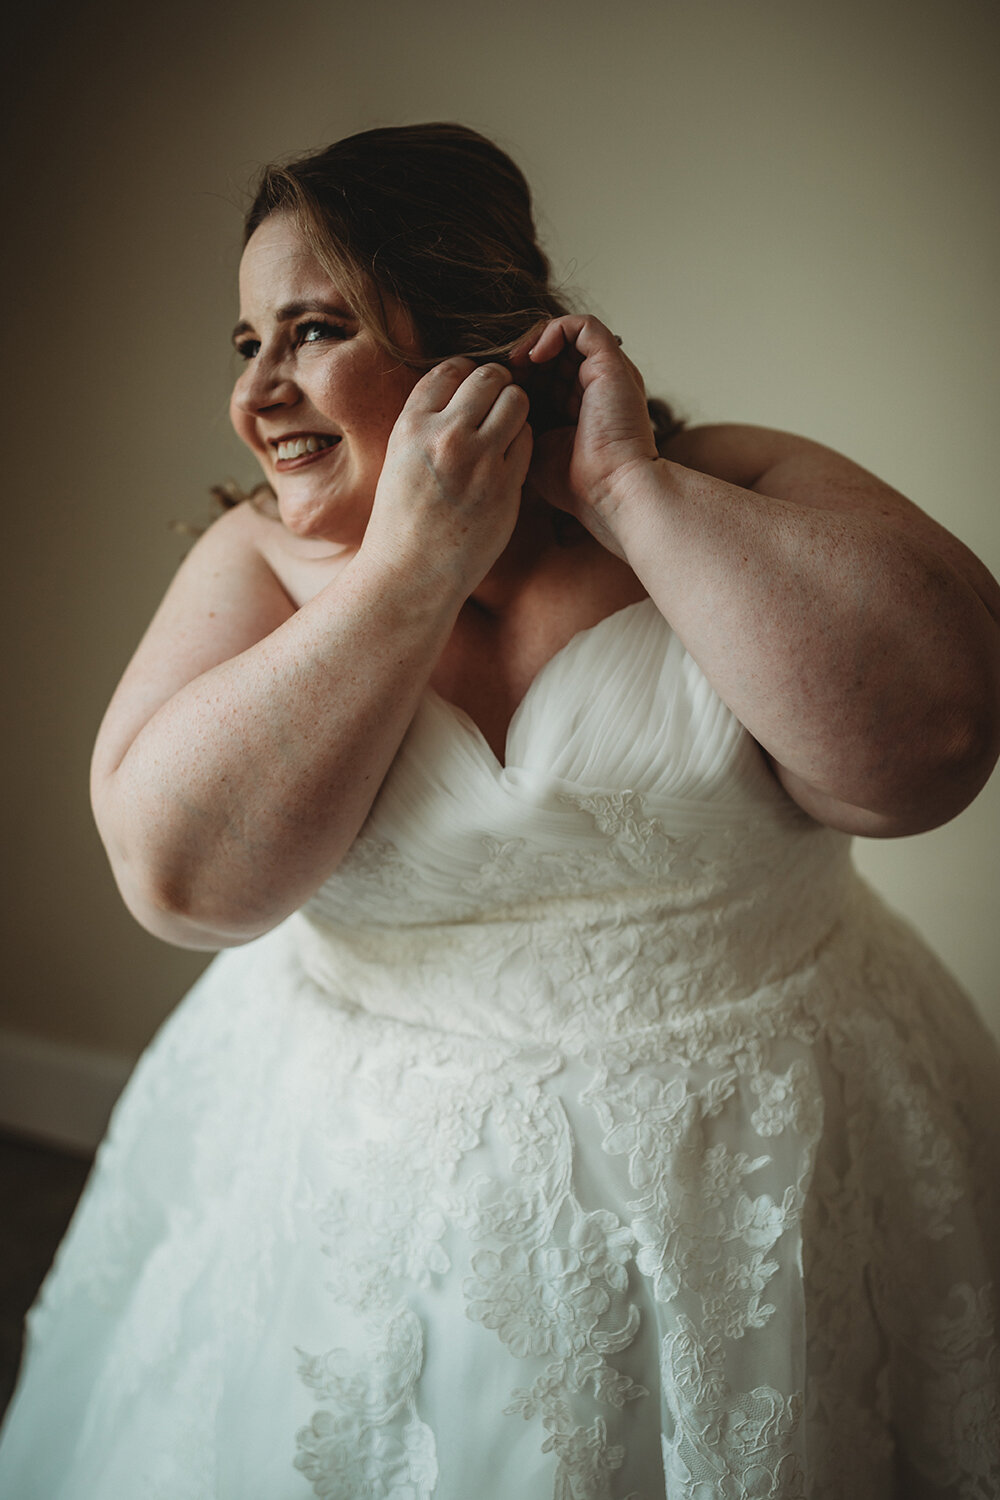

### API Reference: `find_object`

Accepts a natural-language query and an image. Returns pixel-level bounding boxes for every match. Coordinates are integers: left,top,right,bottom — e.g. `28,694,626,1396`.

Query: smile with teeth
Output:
274,434,339,462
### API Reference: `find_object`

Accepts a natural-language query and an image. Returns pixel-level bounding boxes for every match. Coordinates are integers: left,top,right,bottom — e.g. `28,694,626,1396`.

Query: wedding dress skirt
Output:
1,599,997,1499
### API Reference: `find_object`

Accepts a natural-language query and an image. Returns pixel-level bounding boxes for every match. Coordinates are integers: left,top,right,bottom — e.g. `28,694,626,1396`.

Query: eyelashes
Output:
297,319,351,347
234,319,352,361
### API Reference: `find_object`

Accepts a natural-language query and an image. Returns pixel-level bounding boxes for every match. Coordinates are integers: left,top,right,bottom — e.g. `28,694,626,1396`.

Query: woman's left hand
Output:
509,314,659,557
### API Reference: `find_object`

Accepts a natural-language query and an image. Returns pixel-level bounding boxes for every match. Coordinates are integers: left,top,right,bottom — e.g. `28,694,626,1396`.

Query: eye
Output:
296,319,350,347
234,337,260,361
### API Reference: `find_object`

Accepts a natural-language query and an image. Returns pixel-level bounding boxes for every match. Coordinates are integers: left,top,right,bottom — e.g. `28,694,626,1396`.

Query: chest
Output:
430,565,647,760
258,511,646,761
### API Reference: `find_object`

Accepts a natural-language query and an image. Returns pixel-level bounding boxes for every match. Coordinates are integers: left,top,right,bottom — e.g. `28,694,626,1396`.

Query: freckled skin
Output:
90,250,1000,947
229,213,424,544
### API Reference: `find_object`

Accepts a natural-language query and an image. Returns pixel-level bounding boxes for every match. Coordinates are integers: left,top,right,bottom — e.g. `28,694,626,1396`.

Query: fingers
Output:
477,378,530,443
407,358,528,428
431,361,530,445
445,362,517,423
511,314,623,367
508,319,551,366
404,356,478,414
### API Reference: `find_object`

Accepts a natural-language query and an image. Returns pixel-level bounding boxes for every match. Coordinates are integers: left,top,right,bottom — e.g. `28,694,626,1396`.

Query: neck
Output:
472,491,588,614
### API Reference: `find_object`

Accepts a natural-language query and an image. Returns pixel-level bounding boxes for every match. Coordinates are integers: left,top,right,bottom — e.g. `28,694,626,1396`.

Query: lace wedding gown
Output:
2,599,998,1499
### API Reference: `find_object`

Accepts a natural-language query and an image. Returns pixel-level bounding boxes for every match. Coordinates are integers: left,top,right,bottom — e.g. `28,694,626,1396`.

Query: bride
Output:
1,121,998,1499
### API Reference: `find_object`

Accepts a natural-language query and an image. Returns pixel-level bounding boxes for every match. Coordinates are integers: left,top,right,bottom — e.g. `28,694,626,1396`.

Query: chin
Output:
276,488,369,544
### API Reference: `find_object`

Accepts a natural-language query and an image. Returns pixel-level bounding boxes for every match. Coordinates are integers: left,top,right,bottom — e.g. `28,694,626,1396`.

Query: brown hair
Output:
245,122,572,370
243,123,683,443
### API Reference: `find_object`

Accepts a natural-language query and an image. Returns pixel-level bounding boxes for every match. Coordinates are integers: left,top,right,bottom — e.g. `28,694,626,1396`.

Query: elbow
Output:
861,691,1000,836
95,821,280,952
872,551,1000,831
781,680,1000,839
118,869,275,951
927,633,1000,807
948,682,1000,772
862,610,1000,832
927,691,1000,815
93,773,289,950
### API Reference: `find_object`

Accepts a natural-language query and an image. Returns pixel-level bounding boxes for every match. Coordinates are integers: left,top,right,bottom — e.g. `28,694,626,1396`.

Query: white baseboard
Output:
0,1030,135,1156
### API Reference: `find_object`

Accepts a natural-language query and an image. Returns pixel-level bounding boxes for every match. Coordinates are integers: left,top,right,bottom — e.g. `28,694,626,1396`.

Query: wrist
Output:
601,456,675,555
344,544,467,638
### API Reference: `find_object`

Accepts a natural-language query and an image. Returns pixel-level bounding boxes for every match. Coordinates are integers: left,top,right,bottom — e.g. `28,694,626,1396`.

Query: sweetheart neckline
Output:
423,595,658,773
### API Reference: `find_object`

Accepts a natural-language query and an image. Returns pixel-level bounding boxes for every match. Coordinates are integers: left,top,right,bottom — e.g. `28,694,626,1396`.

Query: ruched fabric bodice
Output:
1,599,997,1500
298,599,855,1048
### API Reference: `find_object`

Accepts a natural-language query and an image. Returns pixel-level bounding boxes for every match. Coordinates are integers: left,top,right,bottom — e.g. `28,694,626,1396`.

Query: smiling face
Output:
230,213,423,542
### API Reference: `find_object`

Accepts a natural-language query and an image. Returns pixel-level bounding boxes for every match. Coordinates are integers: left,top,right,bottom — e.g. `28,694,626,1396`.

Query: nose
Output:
232,353,298,415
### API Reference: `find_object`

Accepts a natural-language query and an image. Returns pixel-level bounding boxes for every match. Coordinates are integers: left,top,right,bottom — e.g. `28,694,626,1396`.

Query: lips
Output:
272,433,340,465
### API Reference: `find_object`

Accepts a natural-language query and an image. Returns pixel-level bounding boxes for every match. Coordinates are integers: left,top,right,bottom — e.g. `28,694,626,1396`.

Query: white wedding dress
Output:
2,598,998,1499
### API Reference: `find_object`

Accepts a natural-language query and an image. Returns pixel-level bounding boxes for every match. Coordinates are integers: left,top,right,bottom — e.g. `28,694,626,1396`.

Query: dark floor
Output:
0,1132,93,1421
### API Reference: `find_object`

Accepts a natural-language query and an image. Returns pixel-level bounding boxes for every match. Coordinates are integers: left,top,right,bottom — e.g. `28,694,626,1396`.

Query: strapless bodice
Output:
297,599,856,1049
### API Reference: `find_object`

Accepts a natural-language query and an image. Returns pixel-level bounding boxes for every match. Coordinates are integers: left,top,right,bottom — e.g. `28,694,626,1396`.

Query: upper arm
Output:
661,423,1000,833
662,422,1000,623
91,504,297,793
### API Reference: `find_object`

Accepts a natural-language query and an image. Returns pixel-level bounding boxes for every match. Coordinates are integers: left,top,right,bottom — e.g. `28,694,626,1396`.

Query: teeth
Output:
275,435,336,461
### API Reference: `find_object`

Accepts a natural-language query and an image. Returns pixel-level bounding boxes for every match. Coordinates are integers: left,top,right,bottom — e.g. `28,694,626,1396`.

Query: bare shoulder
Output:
660,422,894,494
662,422,1000,617
160,499,299,642
92,503,300,786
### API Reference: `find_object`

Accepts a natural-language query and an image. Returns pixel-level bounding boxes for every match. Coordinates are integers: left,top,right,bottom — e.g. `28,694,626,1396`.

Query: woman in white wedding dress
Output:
1,122,998,1499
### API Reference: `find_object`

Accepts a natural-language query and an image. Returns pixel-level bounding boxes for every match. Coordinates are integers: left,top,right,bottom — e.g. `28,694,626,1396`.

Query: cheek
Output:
343,400,402,464
365,372,421,445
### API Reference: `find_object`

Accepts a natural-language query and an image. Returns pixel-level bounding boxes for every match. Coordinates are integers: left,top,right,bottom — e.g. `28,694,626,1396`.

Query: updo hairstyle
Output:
242,122,682,439
244,122,573,370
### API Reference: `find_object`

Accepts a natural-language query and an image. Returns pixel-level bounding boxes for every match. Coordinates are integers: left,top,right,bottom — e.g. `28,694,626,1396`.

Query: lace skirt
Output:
1,898,998,1500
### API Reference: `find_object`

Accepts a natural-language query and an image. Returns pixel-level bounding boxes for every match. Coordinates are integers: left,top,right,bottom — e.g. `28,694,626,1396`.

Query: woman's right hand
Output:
91,362,531,949
362,358,533,598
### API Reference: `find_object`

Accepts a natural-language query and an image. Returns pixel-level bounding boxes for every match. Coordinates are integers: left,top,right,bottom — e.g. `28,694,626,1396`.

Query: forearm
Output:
94,552,461,947
610,456,1000,831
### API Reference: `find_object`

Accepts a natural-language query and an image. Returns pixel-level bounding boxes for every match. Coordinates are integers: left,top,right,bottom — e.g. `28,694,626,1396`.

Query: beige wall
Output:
3,0,998,1058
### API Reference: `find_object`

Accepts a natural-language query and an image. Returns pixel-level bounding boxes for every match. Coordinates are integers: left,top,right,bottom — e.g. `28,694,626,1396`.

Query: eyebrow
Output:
231,299,356,342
